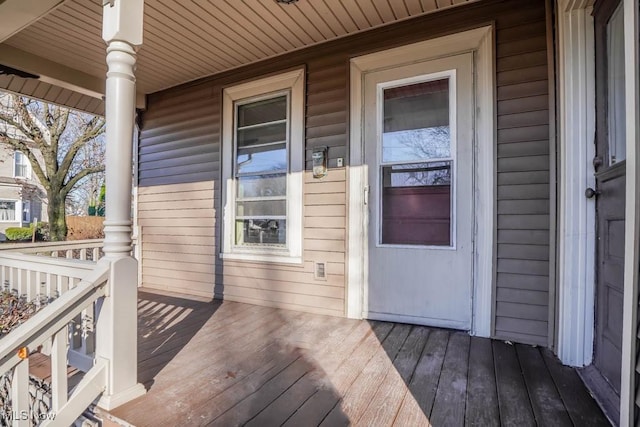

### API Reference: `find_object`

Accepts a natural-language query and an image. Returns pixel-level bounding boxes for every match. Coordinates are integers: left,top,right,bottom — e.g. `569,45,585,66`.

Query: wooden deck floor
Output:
108,291,610,426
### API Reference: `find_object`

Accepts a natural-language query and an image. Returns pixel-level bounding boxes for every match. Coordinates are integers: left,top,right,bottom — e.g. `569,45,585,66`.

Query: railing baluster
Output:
92,247,99,261
51,328,68,412
11,358,29,427
65,250,72,259
80,249,87,261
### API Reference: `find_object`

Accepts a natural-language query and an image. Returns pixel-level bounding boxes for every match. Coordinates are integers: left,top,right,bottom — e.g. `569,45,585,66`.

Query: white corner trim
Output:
471,27,495,338
620,0,640,424
347,26,495,338
220,69,305,261
556,3,596,367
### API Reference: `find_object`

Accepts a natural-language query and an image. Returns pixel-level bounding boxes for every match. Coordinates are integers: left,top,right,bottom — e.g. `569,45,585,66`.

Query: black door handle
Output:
585,187,600,199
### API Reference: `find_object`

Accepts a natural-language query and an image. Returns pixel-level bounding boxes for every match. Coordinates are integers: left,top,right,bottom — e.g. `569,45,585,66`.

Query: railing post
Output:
11,359,29,427
95,0,146,411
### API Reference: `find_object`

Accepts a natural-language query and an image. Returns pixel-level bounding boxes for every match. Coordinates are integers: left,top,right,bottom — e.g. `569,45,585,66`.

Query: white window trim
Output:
220,69,305,264
13,151,31,180
0,199,19,223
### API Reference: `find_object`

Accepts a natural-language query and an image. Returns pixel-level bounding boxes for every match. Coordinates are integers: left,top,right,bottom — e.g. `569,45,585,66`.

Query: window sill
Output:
219,251,303,265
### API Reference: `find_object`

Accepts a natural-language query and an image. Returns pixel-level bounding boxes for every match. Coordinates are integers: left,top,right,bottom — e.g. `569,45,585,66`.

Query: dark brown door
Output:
593,0,626,396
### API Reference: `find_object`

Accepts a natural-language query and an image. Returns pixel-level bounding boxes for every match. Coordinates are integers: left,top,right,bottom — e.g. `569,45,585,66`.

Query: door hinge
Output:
363,186,369,205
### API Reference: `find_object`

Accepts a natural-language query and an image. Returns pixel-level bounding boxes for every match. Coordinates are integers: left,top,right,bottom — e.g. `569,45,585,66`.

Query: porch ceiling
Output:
1,0,477,103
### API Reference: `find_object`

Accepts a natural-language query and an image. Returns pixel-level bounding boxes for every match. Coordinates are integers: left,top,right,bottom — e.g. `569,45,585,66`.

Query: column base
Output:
97,383,146,411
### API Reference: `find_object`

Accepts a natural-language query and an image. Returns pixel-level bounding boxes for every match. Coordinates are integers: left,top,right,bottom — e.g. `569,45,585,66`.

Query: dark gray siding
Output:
494,4,551,346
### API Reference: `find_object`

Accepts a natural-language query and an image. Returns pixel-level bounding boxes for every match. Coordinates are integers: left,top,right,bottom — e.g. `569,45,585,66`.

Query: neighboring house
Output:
0,0,639,424
0,145,46,240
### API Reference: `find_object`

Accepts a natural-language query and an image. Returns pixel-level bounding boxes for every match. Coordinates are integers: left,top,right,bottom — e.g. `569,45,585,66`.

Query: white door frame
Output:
555,0,597,367
347,26,495,337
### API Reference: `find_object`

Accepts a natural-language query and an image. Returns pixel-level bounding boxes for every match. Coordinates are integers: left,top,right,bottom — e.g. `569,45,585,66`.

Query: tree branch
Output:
62,166,105,196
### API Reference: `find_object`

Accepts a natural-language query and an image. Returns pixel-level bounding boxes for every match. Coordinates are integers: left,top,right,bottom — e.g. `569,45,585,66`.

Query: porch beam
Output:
0,44,146,109
0,0,66,42
0,44,103,99
620,0,640,424
95,0,146,411
555,0,596,367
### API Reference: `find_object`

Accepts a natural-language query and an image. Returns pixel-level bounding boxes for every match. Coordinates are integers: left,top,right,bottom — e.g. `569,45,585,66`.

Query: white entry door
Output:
364,53,474,330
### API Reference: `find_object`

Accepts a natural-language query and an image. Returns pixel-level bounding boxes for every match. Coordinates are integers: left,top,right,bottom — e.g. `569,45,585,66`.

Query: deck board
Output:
430,332,470,427
107,291,609,426
517,344,573,427
465,337,500,426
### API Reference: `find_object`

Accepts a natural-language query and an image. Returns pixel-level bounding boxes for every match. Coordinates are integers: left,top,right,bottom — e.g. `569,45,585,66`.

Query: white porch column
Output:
96,0,146,410
620,0,640,424
555,0,597,367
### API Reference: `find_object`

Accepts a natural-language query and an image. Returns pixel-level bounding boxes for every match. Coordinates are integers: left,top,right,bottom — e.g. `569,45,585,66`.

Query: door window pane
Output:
382,79,450,163
607,4,625,164
381,162,452,246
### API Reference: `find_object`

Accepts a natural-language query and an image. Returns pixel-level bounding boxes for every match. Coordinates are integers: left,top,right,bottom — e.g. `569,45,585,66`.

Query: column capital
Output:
102,0,144,46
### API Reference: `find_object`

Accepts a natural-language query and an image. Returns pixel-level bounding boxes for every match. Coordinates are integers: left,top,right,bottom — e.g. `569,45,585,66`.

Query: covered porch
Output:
0,0,638,425
103,290,608,426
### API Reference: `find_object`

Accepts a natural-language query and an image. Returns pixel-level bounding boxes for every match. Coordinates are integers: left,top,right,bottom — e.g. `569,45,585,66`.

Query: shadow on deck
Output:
108,290,609,426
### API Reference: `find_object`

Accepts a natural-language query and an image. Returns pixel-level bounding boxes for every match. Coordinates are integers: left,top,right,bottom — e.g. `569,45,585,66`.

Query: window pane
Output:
381,162,451,246
237,174,286,198
14,152,29,178
236,219,286,246
607,4,625,164
0,201,16,221
236,200,286,217
237,96,287,128
237,122,286,147
237,144,287,175
382,79,450,162
22,201,30,223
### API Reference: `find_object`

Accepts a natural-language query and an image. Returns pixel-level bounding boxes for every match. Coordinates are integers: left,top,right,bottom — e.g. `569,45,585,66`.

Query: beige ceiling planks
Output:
2,0,476,96
340,0,374,30
420,0,439,12
154,0,259,65
354,0,384,26
387,0,411,19
143,2,230,72
276,2,327,43
243,1,310,48
191,0,279,58
403,0,425,15
294,1,338,39
227,1,300,51
308,0,350,36
324,0,359,32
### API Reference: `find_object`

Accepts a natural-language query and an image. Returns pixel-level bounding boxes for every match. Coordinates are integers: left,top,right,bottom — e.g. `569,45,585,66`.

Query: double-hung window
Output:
14,151,31,179
0,201,16,222
221,69,304,263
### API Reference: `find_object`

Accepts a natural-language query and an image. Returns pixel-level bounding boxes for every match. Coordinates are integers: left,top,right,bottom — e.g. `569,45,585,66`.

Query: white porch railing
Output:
0,260,109,426
0,240,105,262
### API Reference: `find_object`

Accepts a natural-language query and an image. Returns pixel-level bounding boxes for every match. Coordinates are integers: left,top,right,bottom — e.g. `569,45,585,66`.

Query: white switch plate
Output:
337,158,343,167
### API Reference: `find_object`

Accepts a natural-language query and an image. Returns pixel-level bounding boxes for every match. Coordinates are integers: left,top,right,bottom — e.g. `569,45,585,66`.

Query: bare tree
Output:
0,93,105,240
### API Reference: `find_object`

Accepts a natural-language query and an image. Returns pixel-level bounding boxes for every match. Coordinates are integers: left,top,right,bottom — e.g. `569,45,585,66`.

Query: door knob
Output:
585,187,600,199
